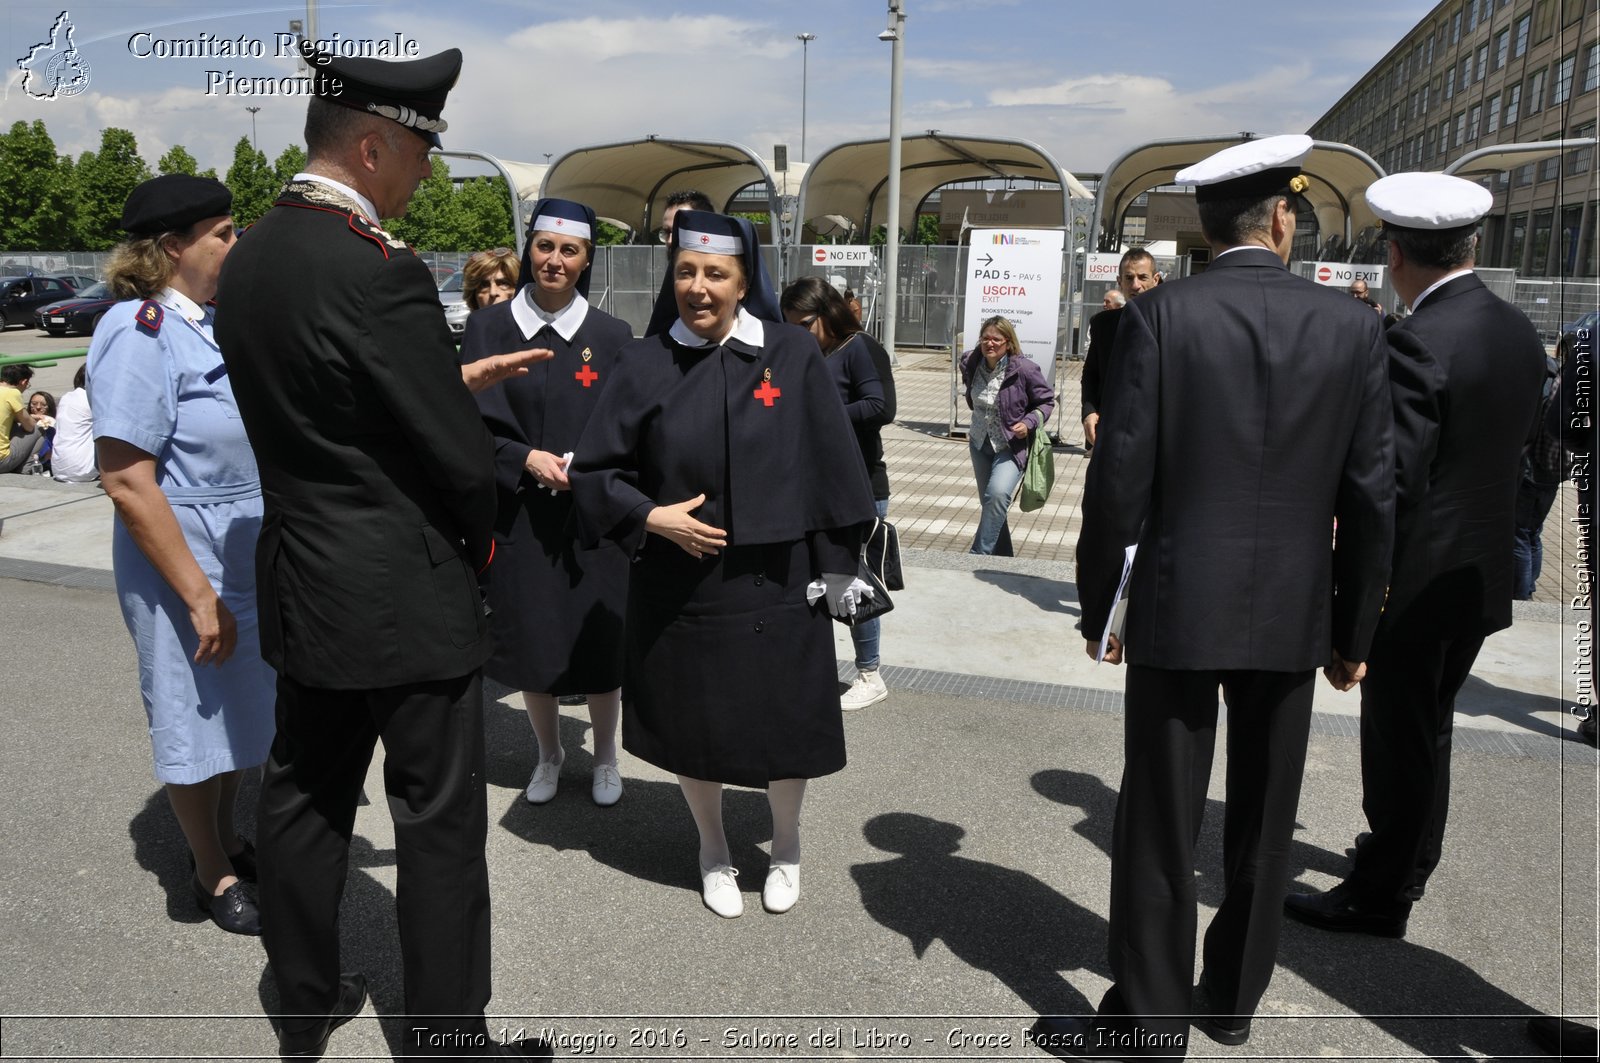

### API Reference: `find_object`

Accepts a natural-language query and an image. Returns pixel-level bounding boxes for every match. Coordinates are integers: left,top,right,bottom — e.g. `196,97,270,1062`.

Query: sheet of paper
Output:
1097,543,1137,663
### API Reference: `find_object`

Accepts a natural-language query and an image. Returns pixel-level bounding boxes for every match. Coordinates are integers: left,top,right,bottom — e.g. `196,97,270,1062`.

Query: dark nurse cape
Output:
462,297,633,694
569,318,875,786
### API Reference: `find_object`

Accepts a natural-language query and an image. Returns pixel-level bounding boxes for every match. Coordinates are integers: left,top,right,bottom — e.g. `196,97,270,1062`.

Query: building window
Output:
1469,104,1483,140
1463,56,1475,88
1584,42,1600,94
1553,53,1576,106
1493,28,1510,69
1506,82,1522,123
1455,111,1468,147
1476,44,1489,81
1466,1,1478,32
1529,209,1554,276
1561,205,1584,275
1535,0,1555,43
1527,68,1546,114
1421,83,1431,115
1540,152,1562,181
1452,8,1463,43
1487,93,1502,132
1514,163,1535,187
1586,200,1600,278
1569,124,1596,175
1507,212,1528,267
1513,13,1530,55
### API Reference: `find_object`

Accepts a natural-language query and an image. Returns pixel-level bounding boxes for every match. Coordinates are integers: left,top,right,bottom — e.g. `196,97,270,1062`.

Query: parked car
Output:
438,269,468,336
52,273,99,293
35,281,118,336
0,275,78,329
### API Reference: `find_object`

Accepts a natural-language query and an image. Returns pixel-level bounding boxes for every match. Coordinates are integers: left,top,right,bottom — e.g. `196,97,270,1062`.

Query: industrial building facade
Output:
1310,0,1599,275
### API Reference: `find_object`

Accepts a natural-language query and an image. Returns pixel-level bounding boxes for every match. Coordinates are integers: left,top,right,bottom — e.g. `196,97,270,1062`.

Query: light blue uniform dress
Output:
88,288,275,785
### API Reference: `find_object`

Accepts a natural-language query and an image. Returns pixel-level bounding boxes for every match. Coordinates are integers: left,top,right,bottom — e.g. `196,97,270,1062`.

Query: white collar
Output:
157,286,208,323
295,172,380,223
669,305,765,349
511,287,589,343
1409,267,1474,311
1214,243,1279,260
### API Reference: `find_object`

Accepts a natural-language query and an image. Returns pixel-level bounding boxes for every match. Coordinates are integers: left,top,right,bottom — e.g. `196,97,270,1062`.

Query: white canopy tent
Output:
1092,135,1387,257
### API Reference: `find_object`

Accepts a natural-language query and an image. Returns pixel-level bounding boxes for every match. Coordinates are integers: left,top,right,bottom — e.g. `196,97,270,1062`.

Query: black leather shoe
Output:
1527,1014,1599,1058
1026,1016,1120,1060
278,973,367,1060
191,873,261,936
1284,884,1407,938
1194,1015,1251,1046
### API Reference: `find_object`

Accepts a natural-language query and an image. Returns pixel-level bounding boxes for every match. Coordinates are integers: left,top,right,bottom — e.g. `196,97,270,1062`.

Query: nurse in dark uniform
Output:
570,211,875,919
462,198,632,807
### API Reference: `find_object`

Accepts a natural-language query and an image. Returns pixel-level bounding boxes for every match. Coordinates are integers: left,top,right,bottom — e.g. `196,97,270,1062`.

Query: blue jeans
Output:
852,498,891,670
1512,477,1559,599
969,436,1022,556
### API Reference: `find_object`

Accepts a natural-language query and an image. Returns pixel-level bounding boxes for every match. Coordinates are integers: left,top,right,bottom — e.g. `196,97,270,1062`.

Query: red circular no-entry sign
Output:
814,248,828,263
1316,266,1332,282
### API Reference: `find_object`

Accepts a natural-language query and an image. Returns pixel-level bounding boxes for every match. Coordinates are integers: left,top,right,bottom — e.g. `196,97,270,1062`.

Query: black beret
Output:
120,174,234,237
303,44,462,148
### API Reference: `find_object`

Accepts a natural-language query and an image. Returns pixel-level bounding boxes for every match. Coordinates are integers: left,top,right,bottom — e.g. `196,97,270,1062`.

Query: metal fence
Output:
9,247,1595,348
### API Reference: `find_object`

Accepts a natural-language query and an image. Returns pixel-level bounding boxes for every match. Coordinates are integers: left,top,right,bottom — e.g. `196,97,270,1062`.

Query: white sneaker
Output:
591,762,623,807
762,862,800,914
840,669,888,711
701,864,742,918
523,752,563,805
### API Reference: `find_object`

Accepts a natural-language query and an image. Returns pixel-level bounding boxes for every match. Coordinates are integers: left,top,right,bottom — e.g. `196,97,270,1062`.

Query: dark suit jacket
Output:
1379,272,1546,641
1076,247,1394,671
215,182,498,689
1080,306,1123,419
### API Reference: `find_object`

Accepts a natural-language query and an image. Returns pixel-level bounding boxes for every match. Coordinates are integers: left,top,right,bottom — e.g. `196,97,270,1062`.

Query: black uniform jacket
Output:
1076,247,1395,672
1380,272,1546,641
215,181,497,689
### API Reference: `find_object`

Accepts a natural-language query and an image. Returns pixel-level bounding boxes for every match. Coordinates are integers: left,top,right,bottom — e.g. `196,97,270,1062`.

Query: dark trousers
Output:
258,670,493,1056
1099,665,1315,1058
1349,634,1485,908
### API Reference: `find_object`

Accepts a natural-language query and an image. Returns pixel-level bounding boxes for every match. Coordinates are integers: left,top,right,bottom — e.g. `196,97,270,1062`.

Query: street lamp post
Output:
796,33,816,163
246,106,260,150
881,2,905,361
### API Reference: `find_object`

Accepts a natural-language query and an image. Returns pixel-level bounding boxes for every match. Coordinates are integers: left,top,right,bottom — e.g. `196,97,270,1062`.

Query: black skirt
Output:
622,537,845,787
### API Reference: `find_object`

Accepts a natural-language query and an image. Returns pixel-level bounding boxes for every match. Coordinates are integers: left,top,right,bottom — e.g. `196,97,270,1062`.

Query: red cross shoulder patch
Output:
752,367,781,407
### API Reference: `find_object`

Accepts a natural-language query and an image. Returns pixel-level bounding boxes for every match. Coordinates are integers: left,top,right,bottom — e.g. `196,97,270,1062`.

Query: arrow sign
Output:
977,253,994,268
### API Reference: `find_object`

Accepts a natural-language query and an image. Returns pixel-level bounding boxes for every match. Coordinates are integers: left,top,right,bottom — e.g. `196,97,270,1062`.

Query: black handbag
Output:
863,516,904,592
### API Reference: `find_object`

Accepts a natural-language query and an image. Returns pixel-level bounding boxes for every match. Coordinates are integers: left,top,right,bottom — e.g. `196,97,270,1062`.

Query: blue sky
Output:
3,0,1437,178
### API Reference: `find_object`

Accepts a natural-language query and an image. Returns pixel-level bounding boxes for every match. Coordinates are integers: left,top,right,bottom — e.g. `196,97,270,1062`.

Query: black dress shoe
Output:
190,873,261,936
278,973,367,1060
1284,884,1407,938
1527,1014,1600,1059
1026,1016,1120,1060
1193,1015,1251,1046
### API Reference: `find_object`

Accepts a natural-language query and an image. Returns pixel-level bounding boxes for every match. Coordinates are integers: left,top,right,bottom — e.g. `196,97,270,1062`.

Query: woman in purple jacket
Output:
959,316,1055,555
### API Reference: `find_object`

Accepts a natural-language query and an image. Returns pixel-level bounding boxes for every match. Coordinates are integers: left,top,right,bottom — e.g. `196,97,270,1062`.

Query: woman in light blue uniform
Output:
88,175,275,936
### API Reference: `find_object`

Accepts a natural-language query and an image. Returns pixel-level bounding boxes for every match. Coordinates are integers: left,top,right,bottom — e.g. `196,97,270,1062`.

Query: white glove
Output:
805,572,876,618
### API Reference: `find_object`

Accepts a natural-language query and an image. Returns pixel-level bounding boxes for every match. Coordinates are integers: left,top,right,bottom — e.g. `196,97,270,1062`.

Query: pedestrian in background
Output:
959,315,1054,556
781,275,897,711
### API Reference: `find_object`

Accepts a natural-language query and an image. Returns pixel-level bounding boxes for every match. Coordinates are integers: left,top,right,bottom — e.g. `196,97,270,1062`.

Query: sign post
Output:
959,228,1067,365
